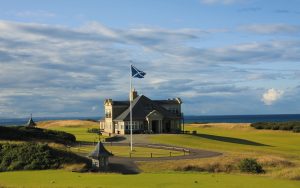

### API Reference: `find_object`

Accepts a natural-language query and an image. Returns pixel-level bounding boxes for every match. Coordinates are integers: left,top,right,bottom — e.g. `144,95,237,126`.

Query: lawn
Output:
47,126,105,142
141,123,300,180
37,120,106,142
1,121,300,187
0,170,300,188
72,145,185,158
150,123,300,159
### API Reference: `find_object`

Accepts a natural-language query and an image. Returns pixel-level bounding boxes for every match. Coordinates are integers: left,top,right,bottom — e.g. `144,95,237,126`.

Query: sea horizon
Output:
1,113,300,126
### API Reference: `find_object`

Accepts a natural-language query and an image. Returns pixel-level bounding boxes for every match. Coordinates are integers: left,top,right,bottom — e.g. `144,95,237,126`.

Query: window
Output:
105,109,112,118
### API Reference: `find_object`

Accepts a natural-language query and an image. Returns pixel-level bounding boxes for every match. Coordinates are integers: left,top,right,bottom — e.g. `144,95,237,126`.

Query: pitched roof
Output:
88,142,112,159
154,100,180,105
26,117,36,127
113,101,130,106
114,95,179,121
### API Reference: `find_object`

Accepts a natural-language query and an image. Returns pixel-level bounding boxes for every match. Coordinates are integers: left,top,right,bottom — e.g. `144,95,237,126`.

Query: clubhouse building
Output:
100,90,183,135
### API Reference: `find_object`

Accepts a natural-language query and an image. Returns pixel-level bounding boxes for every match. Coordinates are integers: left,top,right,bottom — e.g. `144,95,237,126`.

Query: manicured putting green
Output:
71,145,185,158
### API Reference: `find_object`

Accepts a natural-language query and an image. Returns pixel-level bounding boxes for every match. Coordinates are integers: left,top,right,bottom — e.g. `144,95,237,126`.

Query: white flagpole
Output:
130,64,133,151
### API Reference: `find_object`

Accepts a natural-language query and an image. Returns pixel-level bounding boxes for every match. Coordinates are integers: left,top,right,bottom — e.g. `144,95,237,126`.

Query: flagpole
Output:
130,64,133,151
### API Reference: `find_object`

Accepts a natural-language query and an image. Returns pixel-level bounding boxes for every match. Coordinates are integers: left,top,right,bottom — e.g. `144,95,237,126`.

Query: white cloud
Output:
0,20,299,117
261,88,284,105
240,24,300,34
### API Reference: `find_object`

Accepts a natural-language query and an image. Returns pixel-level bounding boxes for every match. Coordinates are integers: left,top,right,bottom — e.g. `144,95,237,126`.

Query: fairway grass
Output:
150,124,300,159
37,120,105,142
1,170,300,188
3,121,299,187
142,123,300,180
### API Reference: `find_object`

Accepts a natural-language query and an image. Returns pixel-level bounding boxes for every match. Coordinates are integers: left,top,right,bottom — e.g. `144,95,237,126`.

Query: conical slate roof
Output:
26,116,36,127
88,142,112,159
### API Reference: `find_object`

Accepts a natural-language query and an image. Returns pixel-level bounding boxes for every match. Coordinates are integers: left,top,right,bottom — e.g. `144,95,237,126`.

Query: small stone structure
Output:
26,114,36,127
88,142,112,171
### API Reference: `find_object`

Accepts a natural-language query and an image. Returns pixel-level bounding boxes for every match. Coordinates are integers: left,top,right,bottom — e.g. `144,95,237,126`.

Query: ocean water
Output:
1,114,300,126
184,114,300,123
0,116,101,126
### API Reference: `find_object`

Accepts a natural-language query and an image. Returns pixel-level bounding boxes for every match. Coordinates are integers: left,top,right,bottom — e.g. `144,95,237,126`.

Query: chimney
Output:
129,88,138,101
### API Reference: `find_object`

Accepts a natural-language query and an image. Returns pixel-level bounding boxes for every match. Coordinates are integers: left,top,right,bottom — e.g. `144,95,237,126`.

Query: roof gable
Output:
88,142,112,159
114,95,178,121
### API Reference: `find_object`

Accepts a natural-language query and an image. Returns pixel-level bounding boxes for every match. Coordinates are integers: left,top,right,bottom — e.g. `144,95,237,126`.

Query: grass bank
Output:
37,120,106,142
0,126,76,144
143,123,300,180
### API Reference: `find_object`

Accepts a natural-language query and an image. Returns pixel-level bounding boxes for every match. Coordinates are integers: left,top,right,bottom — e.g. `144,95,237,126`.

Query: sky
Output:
0,0,300,118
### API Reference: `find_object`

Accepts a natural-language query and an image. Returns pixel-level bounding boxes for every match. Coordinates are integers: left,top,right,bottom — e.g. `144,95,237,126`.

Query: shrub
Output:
251,121,300,133
0,143,90,172
87,128,101,134
293,126,300,133
176,165,205,172
238,158,264,174
0,126,76,144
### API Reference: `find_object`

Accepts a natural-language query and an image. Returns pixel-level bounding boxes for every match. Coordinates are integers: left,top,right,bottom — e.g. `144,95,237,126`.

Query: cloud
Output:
261,88,284,105
0,20,299,117
239,24,300,35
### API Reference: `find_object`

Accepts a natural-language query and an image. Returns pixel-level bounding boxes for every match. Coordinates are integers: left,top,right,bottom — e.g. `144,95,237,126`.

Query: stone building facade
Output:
100,90,183,135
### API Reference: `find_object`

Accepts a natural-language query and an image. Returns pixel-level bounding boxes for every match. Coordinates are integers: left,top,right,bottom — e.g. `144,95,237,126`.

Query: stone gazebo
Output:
88,142,112,171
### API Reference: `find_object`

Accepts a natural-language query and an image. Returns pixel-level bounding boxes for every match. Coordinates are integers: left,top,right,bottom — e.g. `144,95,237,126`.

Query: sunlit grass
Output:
1,170,300,188
37,120,107,142
71,145,184,158
150,123,300,159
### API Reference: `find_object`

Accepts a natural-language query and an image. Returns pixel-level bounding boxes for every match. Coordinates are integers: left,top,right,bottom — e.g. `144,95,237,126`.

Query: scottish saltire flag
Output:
131,65,146,78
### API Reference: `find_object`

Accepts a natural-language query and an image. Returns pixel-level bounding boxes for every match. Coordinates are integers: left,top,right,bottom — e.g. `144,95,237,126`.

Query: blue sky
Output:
0,0,299,118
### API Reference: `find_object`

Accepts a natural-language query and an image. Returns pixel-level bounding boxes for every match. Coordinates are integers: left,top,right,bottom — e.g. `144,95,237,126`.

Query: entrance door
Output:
151,120,159,133
166,121,171,133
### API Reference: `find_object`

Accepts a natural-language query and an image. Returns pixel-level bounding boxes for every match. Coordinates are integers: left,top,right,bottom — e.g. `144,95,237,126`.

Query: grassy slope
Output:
1,170,300,188
140,123,300,180
37,120,105,142
1,122,299,187
150,123,300,159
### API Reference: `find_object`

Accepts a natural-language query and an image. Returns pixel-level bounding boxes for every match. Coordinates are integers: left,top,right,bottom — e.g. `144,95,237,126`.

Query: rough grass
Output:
37,120,99,128
37,120,106,142
61,163,87,172
147,123,300,180
138,153,298,179
272,168,300,180
1,170,300,188
151,123,300,158
190,123,251,129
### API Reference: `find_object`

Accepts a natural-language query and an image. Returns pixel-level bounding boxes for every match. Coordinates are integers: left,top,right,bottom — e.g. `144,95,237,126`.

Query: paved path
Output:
92,134,221,174
104,142,221,161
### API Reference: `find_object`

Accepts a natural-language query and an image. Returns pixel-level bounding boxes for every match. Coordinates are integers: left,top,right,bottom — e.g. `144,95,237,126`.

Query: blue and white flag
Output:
131,65,146,78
